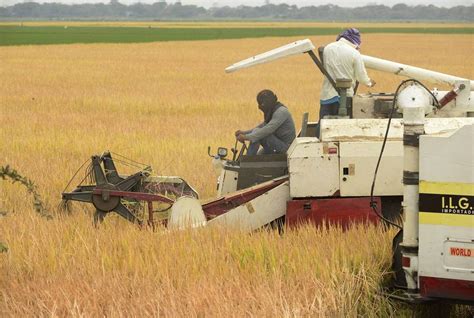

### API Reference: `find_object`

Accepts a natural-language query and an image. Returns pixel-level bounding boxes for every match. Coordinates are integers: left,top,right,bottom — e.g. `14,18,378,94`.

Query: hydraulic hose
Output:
369,79,440,230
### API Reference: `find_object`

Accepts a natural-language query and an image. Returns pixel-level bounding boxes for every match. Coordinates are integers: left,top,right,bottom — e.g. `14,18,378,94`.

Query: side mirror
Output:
208,146,228,159
217,147,228,158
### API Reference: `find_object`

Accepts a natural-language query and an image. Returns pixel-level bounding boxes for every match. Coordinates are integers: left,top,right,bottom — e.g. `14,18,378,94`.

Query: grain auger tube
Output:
225,38,474,118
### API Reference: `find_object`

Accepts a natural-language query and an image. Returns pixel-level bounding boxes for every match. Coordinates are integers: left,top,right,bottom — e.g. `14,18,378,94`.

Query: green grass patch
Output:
0,25,472,46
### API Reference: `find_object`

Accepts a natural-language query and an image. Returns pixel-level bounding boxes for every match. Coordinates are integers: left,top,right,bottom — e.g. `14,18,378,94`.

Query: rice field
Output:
1,26,473,316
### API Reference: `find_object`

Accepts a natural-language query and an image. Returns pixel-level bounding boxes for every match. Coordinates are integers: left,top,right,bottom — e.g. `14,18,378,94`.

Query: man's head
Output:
256,89,278,112
336,28,361,49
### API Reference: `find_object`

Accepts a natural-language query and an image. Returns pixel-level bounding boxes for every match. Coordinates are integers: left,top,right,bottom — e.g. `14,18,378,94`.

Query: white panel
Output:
321,119,403,142
418,124,474,283
443,239,474,272
321,118,474,142
287,137,319,157
207,182,290,232
419,225,474,281
420,124,474,184
425,118,474,135
339,141,403,196
288,138,339,197
217,169,238,196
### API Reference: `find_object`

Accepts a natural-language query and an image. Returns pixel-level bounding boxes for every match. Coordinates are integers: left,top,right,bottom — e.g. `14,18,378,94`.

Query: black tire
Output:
392,229,408,289
382,196,403,227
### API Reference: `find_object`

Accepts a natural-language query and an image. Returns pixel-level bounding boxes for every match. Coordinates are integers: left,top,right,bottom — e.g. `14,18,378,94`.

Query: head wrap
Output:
336,28,361,48
257,89,277,108
256,90,281,124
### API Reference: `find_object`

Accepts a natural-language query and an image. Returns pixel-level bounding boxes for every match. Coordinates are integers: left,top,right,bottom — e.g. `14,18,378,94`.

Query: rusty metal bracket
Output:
306,50,339,94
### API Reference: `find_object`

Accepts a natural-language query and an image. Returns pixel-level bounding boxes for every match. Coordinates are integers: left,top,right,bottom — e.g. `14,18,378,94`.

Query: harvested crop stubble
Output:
1,33,473,316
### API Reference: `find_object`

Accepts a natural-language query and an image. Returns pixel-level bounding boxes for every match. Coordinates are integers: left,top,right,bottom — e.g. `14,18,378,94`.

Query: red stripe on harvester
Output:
420,276,474,302
286,197,380,230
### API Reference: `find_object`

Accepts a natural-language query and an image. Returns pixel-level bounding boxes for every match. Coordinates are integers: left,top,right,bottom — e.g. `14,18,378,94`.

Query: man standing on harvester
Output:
235,89,296,155
318,28,376,133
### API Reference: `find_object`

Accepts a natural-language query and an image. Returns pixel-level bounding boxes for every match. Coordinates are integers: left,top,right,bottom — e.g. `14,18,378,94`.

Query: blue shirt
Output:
320,95,340,105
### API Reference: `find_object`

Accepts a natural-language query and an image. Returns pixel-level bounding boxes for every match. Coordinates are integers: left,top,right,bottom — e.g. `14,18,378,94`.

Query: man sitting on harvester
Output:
235,89,296,155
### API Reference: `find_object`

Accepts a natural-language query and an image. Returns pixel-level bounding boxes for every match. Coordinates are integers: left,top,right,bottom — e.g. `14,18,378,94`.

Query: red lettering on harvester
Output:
450,247,474,257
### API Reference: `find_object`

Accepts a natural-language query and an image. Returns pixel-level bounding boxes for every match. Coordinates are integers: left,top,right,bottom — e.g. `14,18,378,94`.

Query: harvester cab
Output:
208,142,288,197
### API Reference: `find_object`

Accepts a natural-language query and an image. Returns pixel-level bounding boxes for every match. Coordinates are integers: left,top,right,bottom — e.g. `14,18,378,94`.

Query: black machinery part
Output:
392,229,408,289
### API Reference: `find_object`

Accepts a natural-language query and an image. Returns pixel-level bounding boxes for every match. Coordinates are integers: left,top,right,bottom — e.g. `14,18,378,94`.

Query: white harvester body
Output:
204,38,474,303
217,118,473,200
417,124,474,300
208,179,290,232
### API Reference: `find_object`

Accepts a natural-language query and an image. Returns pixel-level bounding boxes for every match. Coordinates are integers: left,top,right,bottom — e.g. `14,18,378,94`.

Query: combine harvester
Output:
62,39,473,304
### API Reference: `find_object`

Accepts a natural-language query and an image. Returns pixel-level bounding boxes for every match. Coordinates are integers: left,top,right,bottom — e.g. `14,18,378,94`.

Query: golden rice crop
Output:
1,31,473,316
1,212,398,317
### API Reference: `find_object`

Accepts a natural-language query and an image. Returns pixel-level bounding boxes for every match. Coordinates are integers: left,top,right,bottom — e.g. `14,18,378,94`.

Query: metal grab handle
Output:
300,112,309,137
231,138,238,161
236,140,248,162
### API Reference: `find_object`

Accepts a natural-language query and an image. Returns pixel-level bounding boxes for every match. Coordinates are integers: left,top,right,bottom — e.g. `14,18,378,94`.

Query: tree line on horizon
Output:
0,1,472,21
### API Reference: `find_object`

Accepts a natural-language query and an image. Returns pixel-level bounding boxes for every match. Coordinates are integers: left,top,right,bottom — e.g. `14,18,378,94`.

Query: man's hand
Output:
237,134,247,143
234,130,243,137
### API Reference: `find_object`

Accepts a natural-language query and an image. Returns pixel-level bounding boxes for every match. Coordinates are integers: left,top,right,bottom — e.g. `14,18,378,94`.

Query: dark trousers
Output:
247,134,289,155
316,101,339,138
